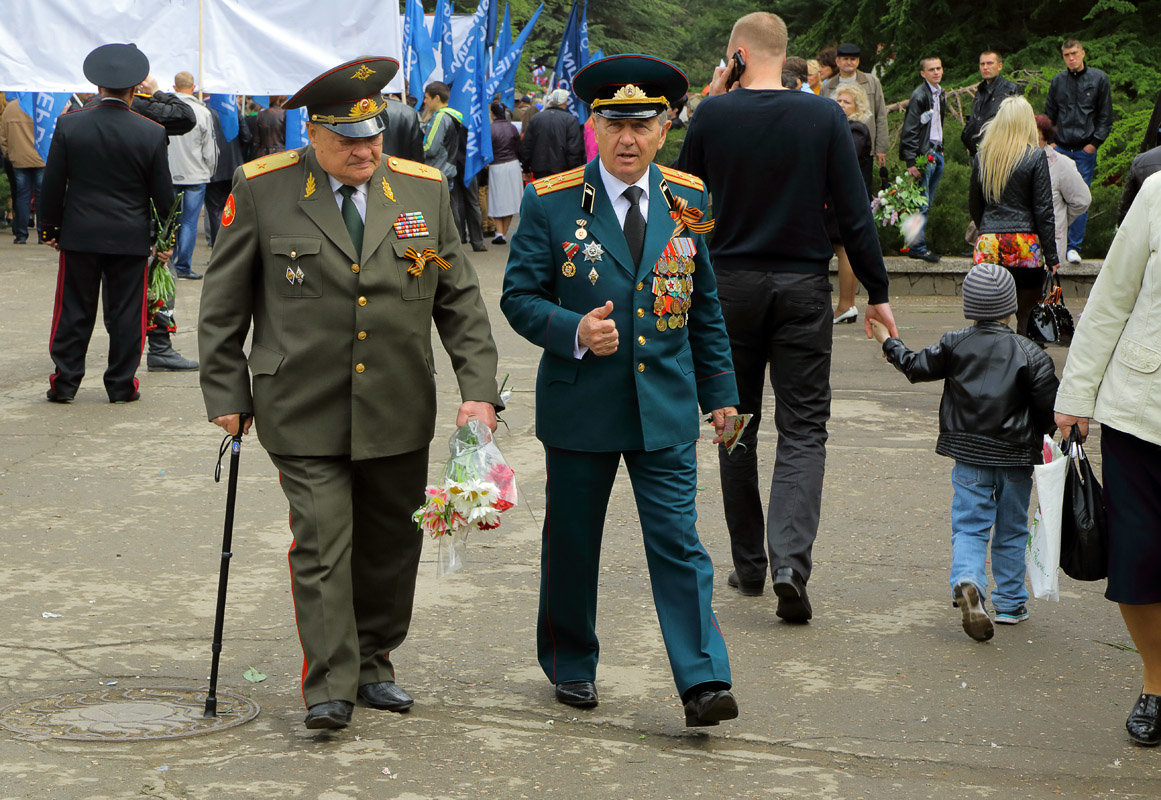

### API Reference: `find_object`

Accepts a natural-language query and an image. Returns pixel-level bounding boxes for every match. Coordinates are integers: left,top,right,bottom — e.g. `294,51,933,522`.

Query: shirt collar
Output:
327,173,368,198
597,158,651,204
927,81,942,96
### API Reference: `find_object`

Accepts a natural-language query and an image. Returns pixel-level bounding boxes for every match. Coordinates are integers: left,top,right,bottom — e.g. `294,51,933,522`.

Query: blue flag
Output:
284,108,308,150
487,0,498,48
26,93,71,162
404,0,436,100
493,3,512,70
451,0,491,82
485,3,543,104
434,0,455,83
553,0,589,123
207,94,240,142
449,24,492,186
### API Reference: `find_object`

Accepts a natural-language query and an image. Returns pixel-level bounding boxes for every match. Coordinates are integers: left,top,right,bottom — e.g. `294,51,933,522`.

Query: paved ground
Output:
0,232,1157,800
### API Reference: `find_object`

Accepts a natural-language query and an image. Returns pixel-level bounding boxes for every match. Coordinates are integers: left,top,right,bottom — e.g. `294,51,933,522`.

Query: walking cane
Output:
204,414,248,718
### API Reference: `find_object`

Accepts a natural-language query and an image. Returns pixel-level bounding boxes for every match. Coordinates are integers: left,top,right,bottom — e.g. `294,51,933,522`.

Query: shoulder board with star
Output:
533,166,585,196
657,165,705,193
242,150,301,180
387,157,443,181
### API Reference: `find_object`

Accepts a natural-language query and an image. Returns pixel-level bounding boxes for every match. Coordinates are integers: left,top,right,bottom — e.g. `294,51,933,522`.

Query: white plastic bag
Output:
1027,436,1067,601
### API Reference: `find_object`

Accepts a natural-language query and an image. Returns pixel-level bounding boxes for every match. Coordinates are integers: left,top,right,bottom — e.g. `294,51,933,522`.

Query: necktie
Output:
622,185,646,266
338,184,364,255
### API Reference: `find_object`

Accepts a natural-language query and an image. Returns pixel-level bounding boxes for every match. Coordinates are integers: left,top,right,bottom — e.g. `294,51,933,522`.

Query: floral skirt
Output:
973,232,1042,270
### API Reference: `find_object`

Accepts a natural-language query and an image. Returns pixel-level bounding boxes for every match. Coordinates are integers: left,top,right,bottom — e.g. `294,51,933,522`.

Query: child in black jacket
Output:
872,264,1059,641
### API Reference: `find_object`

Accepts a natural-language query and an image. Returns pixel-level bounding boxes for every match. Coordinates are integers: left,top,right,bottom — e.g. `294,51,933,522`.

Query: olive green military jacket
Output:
198,146,501,460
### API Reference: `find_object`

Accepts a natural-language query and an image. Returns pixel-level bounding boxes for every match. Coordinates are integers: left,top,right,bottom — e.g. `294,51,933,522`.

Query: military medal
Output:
656,317,667,332
393,211,429,239
582,241,604,262
647,237,698,331
295,267,305,284
562,261,576,277
561,242,580,278
588,266,599,285
286,266,296,284
575,219,589,240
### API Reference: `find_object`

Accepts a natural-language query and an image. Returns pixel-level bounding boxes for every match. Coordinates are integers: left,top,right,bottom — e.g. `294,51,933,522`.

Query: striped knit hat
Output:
962,263,1017,321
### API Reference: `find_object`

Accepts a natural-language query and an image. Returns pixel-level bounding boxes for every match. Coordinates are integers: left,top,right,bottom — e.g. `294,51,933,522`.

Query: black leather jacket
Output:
519,106,585,177
1043,66,1113,149
89,91,196,138
883,322,1059,467
969,146,1059,267
961,77,1021,155
899,82,947,162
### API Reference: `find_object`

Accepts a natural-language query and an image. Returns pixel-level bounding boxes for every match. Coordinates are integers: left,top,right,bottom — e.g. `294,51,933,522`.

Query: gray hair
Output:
546,89,570,107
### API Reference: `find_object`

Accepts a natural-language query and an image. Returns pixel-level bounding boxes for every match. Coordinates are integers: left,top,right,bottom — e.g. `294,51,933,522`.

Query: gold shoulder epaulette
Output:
387,157,442,181
242,150,301,180
658,165,705,192
533,166,585,195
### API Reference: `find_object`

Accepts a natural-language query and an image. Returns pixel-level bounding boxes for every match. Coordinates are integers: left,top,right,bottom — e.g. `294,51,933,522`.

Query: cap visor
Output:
319,116,385,138
593,107,665,120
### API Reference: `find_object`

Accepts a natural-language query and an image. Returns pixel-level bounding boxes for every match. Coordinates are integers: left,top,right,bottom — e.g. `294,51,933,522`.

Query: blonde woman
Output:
831,83,875,323
806,59,822,94
969,96,1059,333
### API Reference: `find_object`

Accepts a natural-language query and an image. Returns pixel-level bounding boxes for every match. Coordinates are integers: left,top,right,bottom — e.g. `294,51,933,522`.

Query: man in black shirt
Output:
677,11,897,622
961,51,1021,157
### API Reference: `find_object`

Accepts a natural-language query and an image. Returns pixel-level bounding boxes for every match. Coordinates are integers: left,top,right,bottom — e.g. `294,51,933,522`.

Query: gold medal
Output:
575,228,588,240
588,266,599,285
677,314,685,328
562,261,576,278
653,296,666,315
668,314,679,330
656,317,668,332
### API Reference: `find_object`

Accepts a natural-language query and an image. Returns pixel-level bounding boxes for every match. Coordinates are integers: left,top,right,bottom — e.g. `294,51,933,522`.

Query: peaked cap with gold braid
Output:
284,56,398,137
572,54,688,120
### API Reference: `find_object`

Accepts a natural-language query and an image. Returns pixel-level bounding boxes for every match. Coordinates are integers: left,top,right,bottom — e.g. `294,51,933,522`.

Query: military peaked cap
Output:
573,54,687,120
83,43,150,91
285,57,399,137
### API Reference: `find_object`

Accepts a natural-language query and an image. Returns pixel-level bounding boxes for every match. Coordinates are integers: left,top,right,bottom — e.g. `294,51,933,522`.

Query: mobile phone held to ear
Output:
727,51,746,86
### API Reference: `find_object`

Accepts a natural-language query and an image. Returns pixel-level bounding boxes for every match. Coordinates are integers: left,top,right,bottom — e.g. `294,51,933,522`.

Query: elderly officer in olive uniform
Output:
198,57,502,731
501,55,740,727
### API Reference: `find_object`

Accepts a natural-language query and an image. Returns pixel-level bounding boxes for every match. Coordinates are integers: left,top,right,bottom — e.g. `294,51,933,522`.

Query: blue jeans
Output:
172,183,207,272
911,150,944,254
12,166,43,242
949,461,1032,612
1054,146,1096,252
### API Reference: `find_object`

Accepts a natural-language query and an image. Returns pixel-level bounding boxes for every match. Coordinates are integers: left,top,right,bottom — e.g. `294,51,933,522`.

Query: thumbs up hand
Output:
578,301,618,356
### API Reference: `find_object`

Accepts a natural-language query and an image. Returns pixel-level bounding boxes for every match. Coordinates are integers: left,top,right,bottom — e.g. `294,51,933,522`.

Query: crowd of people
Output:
5,10,1159,751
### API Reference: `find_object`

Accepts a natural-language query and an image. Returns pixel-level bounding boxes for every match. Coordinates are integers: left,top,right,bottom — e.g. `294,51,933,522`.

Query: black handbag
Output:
1059,428,1109,581
1026,273,1073,345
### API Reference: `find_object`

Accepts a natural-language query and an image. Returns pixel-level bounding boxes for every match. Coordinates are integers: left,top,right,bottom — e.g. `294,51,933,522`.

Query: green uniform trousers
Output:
270,448,427,708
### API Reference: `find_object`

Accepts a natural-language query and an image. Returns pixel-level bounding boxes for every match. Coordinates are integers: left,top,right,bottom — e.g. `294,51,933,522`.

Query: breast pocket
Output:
270,236,323,298
393,238,440,301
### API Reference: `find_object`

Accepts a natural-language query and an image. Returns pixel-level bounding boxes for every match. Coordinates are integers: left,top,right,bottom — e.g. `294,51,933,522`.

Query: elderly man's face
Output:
308,123,382,186
595,114,669,185
836,55,859,76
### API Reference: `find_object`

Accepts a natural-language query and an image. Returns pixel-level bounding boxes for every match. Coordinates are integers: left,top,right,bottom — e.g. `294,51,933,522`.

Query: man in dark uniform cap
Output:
198,57,502,731
40,43,174,403
501,54,740,727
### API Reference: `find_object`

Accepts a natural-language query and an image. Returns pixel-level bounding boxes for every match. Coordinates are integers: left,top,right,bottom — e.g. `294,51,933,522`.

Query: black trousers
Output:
450,176,484,248
48,250,148,401
715,270,833,585
203,178,232,247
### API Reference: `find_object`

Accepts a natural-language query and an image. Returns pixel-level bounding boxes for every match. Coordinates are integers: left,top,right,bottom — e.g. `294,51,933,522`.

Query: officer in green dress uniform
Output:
198,57,502,731
500,54,740,727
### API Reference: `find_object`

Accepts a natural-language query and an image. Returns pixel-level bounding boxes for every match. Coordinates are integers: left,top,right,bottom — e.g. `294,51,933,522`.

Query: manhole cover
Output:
0,685,260,741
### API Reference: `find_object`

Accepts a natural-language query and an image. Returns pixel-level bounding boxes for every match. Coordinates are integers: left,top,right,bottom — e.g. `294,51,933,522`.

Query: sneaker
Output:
953,582,994,642
994,606,1029,624
907,249,941,263
1066,249,1082,264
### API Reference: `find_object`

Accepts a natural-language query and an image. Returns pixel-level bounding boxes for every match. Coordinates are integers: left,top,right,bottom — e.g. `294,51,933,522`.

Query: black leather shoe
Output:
683,688,738,727
46,389,74,404
727,570,764,596
555,680,598,709
357,681,414,712
773,567,812,622
1127,693,1161,746
907,249,941,263
304,700,353,730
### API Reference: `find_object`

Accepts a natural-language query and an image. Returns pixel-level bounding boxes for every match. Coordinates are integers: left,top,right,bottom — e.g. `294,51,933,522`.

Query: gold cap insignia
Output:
591,83,666,111
352,65,376,81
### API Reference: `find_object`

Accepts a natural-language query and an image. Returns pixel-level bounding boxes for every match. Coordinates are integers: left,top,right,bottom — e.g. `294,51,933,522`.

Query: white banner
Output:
0,0,402,95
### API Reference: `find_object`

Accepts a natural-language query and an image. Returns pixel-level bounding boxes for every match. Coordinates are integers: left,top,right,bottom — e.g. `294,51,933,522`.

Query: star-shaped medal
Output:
582,241,604,263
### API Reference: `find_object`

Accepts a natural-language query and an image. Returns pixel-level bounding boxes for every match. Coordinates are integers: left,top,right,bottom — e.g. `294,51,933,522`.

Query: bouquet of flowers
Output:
871,155,934,244
146,192,184,317
413,419,518,574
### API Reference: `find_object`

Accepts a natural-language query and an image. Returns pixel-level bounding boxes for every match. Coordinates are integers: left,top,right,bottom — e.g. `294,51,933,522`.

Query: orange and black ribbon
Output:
670,195,715,238
404,247,452,277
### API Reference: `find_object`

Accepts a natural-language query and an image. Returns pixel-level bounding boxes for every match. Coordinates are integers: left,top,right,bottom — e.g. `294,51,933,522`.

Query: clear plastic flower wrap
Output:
412,419,518,574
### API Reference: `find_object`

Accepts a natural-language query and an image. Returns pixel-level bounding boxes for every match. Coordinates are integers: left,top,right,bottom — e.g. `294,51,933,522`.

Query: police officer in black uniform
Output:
40,43,174,403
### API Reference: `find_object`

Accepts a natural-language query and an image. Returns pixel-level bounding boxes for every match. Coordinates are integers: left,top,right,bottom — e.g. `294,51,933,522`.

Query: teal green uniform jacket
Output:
501,160,737,452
